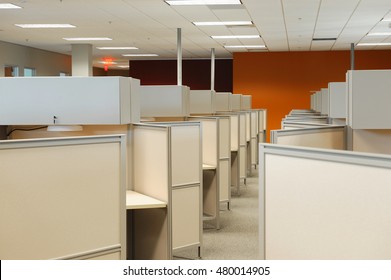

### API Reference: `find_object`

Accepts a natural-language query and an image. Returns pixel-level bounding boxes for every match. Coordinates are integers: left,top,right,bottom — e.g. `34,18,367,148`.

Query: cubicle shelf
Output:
140,85,190,118
0,77,139,125
347,70,391,129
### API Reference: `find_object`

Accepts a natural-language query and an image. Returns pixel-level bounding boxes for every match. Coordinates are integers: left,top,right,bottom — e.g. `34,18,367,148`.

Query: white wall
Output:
0,41,71,76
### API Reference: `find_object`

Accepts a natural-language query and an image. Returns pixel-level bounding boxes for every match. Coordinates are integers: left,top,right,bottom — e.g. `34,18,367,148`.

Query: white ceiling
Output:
0,0,390,68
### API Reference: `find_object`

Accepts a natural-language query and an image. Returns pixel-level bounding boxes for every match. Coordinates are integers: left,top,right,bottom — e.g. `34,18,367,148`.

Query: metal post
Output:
211,48,215,91
350,43,355,70
177,28,182,86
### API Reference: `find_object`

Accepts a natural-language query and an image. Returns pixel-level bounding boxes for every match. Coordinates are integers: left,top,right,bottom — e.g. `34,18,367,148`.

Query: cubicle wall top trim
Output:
0,134,126,150
259,143,391,169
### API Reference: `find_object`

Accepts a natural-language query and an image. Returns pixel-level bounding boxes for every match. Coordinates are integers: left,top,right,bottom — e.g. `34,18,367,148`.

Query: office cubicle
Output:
0,135,127,260
241,95,252,110
259,143,391,259
132,122,202,259
328,82,346,120
188,116,231,228
271,126,346,150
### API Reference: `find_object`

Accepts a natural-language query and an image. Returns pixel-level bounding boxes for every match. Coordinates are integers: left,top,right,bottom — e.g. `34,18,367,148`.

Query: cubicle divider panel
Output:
352,129,391,155
170,124,202,253
281,122,333,130
218,117,231,205
133,125,169,202
270,126,346,150
239,113,247,180
189,90,216,115
215,93,231,112
0,135,126,260
250,111,258,166
259,144,391,259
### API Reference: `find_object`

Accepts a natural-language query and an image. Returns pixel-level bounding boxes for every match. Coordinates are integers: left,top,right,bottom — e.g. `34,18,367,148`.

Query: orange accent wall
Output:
233,50,391,142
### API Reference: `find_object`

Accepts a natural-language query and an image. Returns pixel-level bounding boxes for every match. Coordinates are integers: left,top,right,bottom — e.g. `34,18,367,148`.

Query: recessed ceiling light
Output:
357,42,391,46
224,45,267,49
367,32,391,36
63,37,112,41
211,35,260,39
193,21,253,26
0,3,22,9
122,54,159,57
15,24,76,28
97,47,138,50
165,0,241,5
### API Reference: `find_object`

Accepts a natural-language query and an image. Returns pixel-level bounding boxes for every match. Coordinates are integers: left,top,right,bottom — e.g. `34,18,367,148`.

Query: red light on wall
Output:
104,64,108,71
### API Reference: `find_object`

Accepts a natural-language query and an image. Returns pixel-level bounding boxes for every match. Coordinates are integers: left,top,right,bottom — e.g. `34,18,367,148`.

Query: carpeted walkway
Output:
175,168,259,260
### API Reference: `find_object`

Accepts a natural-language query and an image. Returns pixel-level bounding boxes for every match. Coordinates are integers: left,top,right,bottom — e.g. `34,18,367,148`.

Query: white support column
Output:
211,48,215,91
177,28,182,86
71,44,93,76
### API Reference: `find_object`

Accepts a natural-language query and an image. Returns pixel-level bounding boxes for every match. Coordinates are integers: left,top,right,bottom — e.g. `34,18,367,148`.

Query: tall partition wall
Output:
0,135,127,260
189,90,216,115
259,144,391,259
132,122,202,259
328,82,346,122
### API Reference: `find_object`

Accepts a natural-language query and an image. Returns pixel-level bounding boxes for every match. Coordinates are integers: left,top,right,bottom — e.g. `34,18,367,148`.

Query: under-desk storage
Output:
132,122,202,259
0,135,127,260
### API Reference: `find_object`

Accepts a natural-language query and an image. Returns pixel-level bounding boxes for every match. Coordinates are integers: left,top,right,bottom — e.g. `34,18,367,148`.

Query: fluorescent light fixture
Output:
63,37,112,41
367,32,391,36
97,47,138,50
193,21,253,26
122,54,159,57
357,42,391,46
166,0,241,5
15,24,75,28
0,3,22,9
382,18,391,22
212,35,260,39
224,45,267,49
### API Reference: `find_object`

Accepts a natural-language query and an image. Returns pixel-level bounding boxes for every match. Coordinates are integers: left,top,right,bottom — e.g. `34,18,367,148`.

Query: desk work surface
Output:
126,191,167,210
203,164,217,170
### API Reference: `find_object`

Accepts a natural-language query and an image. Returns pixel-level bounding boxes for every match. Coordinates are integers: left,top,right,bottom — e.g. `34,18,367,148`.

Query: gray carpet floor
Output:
175,167,259,260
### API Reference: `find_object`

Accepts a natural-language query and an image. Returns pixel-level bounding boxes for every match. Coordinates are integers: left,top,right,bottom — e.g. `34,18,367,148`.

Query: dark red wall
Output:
128,59,233,92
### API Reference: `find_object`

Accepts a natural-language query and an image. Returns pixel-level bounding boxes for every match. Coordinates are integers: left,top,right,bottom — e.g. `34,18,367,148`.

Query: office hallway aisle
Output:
176,168,259,260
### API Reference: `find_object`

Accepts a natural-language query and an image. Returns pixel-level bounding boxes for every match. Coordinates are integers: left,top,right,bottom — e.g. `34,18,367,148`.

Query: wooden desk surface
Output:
202,164,216,170
126,191,167,210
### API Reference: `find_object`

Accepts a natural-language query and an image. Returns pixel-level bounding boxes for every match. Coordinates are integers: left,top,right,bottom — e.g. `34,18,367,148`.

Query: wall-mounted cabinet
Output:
140,85,190,118
0,77,139,125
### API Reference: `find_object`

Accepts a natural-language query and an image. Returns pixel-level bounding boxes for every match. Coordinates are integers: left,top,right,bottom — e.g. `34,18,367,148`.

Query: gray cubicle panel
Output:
259,143,391,259
256,109,267,144
347,70,391,129
271,126,347,150
132,122,202,259
0,76,139,125
320,88,329,116
189,90,216,115
140,85,190,118
315,91,322,113
328,82,346,119
250,111,258,167
283,116,330,124
0,135,127,260
239,112,247,186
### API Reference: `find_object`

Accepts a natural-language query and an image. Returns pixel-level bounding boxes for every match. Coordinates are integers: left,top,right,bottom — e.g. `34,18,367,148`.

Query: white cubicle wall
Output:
328,82,346,120
230,94,242,112
259,144,391,259
140,85,190,118
239,112,247,186
0,76,140,125
189,90,216,115
0,135,127,260
132,122,202,259
257,109,267,144
271,126,347,150
250,111,258,167
320,88,329,116
282,121,334,130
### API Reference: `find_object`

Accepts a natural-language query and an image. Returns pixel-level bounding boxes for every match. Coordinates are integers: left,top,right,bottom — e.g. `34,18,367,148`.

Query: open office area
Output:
1,1,391,261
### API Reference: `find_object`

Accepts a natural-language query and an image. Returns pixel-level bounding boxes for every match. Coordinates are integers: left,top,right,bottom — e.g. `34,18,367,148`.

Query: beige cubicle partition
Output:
250,110,258,167
189,90,216,115
189,116,231,216
259,143,391,259
230,94,242,112
271,126,346,150
0,135,127,260
241,95,252,110
132,122,202,259
239,112,247,186
256,109,267,144
215,92,231,112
